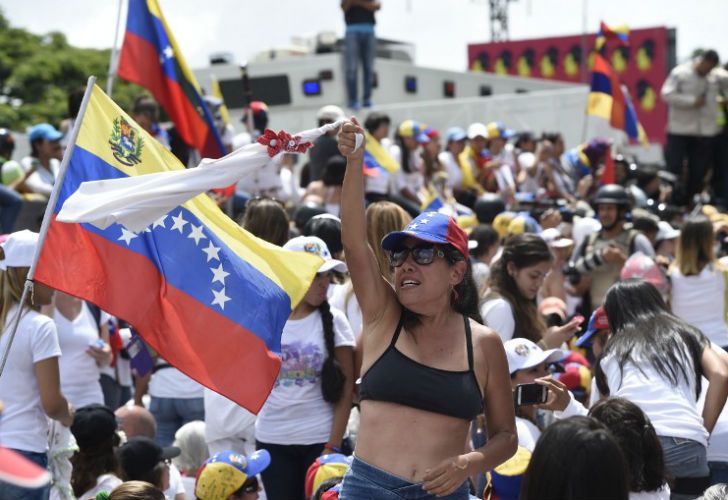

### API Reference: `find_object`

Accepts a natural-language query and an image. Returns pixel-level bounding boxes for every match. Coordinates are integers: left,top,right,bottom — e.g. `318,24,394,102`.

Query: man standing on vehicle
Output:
568,184,655,312
342,0,380,110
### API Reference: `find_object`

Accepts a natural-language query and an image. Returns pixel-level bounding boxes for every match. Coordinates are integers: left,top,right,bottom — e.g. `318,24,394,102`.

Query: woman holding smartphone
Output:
481,233,582,347
337,119,516,499
504,338,565,451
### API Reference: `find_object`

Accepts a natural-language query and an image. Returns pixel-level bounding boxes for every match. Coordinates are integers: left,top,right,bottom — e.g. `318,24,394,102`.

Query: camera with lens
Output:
562,262,582,285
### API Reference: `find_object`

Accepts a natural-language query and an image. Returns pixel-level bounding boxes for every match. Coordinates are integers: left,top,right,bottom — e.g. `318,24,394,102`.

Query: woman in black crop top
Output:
337,120,517,499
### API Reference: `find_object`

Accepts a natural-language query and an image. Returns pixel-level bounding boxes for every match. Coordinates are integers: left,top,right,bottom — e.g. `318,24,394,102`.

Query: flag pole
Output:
0,76,97,380
106,0,124,96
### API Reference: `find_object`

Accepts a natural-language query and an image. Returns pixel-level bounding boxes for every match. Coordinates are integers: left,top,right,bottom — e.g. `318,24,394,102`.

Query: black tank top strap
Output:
390,313,406,347
464,315,475,371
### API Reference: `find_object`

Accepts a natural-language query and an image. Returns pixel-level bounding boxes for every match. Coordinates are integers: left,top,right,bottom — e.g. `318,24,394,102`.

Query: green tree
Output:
0,7,142,130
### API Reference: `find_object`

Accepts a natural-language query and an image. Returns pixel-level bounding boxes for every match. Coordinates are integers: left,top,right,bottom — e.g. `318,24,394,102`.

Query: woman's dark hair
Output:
364,112,391,135
520,416,629,500
487,233,552,342
596,279,707,399
319,301,346,403
541,132,562,144
68,87,86,119
304,215,343,257
589,397,666,493
395,131,414,173
108,481,165,500
133,95,160,122
322,155,347,187
469,224,499,260
71,434,122,497
240,197,289,247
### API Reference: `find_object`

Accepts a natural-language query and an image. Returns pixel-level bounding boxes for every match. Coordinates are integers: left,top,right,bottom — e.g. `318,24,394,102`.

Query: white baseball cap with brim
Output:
540,228,574,249
504,338,565,374
0,230,39,270
467,122,488,140
656,221,680,244
283,236,347,274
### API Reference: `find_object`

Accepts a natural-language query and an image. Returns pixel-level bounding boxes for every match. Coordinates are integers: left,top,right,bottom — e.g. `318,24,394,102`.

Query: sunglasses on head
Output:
242,477,259,493
388,244,446,267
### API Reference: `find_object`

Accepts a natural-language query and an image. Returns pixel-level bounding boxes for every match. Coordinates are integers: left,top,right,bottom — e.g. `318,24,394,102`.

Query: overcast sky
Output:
2,0,725,71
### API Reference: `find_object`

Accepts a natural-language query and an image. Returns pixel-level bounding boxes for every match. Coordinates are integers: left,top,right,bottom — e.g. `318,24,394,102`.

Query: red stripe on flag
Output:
118,32,213,156
35,219,280,413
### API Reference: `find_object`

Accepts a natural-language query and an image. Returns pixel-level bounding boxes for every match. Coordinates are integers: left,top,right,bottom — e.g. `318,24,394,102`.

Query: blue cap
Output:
29,123,63,142
575,306,608,348
381,211,470,258
446,127,467,143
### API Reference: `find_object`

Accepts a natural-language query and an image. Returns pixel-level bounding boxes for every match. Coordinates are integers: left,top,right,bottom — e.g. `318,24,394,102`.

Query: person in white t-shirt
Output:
670,215,728,348
21,123,63,197
504,338,565,452
54,292,110,408
255,236,355,500
480,234,581,347
0,230,74,500
589,398,671,500
593,279,728,499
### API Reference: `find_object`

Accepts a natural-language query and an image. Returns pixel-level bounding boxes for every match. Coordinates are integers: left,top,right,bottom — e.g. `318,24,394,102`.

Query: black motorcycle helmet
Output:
592,184,630,207
473,193,505,224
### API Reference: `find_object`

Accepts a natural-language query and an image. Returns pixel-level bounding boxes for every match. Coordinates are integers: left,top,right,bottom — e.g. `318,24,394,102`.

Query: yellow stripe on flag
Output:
75,85,320,307
587,92,614,120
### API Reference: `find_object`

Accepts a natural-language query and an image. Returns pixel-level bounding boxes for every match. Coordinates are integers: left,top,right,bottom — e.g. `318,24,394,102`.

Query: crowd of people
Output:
1,46,728,500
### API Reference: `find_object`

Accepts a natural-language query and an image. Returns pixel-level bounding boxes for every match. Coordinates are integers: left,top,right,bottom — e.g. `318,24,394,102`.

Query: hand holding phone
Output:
514,383,549,406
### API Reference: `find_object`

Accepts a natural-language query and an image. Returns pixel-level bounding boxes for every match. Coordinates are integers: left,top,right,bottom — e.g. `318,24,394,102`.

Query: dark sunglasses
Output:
242,477,259,493
388,244,445,267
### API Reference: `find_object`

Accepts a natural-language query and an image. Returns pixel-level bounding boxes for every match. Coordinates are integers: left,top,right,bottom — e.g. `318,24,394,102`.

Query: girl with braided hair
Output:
255,236,355,500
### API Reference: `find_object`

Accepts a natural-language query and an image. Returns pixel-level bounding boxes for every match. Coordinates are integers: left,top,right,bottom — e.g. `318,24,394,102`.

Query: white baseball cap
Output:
0,230,39,270
540,228,574,249
467,122,488,140
283,236,347,274
504,338,565,374
316,105,345,122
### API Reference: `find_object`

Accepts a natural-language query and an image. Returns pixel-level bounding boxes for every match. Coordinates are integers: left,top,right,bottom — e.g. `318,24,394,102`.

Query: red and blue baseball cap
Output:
195,450,270,500
305,453,350,498
575,306,609,347
381,211,470,259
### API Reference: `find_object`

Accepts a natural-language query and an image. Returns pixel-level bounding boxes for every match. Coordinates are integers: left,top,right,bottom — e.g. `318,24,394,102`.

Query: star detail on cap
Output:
118,227,137,246
187,224,206,246
202,241,221,262
408,223,419,229
171,212,188,233
211,264,230,285
211,288,231,310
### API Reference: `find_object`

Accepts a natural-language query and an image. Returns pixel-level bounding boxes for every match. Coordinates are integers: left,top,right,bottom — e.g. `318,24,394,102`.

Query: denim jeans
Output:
709,461,728,486
344,29,376,105
0,449,49,500
339,456,470,499
658,436,710,498
149,396,205,446
0,184,22,233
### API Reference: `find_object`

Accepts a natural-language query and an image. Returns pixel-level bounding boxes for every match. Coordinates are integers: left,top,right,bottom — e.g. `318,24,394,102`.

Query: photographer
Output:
567,184,654,313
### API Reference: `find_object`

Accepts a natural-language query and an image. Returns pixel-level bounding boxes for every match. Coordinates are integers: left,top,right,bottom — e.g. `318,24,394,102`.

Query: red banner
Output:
468,27,672,143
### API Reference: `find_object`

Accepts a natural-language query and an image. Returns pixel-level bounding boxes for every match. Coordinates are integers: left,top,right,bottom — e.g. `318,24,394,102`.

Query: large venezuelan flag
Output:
34,85,321,413
118,0,225,159
587,53,647,145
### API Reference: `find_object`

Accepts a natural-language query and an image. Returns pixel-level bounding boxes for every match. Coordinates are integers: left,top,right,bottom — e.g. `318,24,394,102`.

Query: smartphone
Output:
514,383,548,406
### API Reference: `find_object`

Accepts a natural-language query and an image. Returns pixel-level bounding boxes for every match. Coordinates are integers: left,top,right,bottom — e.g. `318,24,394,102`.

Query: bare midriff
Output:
354,399,471,482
